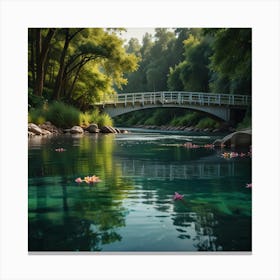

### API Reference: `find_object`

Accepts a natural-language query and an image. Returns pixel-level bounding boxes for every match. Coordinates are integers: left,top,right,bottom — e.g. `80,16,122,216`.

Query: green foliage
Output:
196,117,219,129
45,102,80,128
28,28,139,109
121,28,179,92
168,31,212,92
28,90,46,109
97,113,113,127
80,109,113,127
28,101,114,128
170,112,201,126
142,108,176,126
28,108,46,124
208,28,251,94
237,112,251,130
79,111,92,127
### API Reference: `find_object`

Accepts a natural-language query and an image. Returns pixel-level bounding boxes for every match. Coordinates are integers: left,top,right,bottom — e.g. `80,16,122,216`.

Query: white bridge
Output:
96,91,251,122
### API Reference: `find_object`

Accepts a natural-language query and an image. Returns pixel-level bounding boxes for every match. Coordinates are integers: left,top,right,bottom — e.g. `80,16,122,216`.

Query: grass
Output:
45,102,80,128
196,117,219,129
28,102,114,128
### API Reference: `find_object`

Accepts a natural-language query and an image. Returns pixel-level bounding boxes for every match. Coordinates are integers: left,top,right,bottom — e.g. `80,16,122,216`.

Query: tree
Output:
167,30,212,92
28,28,139,109
28,28,56,97
207,28,252,94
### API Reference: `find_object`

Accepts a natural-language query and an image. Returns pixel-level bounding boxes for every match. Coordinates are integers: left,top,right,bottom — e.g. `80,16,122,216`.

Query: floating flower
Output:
83,175,101,184
173,192,184,201
183,142,200,149
221,152,239,158
75,175,101,184
230,152,239,158
204,144,214,149
55,148,66,152
246,183,252,188
221,152,231,158
75,177,83,183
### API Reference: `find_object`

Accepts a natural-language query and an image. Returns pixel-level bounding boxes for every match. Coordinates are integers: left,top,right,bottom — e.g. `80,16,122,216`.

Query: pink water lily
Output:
246,183,252,188
204,144,214,149
183,142,200,149
173,192,184,201
75,175,101,184
75,177,83,183
55,148,66,152
83,175,101,184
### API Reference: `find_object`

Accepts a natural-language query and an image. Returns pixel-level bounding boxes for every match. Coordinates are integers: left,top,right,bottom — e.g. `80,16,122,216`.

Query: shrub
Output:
79,112,91,127
45,101,80,128
170,112,201,126
237,115,251,130
196,117,218,129
98,113,113,127
88,109,101,123
28,108,46,124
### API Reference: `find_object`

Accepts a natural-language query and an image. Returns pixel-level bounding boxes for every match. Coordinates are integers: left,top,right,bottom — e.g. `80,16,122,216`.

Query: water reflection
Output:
29,133,251,252
172,211,220,251
122,159,236,180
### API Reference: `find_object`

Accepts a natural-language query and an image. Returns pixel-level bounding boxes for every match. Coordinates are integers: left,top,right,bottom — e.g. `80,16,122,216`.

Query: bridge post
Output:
177,93,181,104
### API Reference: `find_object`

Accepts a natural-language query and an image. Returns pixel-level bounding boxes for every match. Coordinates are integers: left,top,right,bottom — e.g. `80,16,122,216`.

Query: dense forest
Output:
28,28,251,129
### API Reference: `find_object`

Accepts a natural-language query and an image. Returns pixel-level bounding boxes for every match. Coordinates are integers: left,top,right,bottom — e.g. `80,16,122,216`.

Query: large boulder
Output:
100,126,117,133
70,126,84,134
222,130,251,147
28,123,42,135
86,123,99,133
41,129,52,135
39,122,61,134
213,129,251,147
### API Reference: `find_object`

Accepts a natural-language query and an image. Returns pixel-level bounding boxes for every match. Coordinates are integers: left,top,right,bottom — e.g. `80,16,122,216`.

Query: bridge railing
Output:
97,91,251,107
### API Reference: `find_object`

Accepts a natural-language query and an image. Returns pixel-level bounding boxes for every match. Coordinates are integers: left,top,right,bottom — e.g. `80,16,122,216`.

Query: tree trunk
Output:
29,29,36,93
53,29,70,100
34,28,55,97
53,28,84,101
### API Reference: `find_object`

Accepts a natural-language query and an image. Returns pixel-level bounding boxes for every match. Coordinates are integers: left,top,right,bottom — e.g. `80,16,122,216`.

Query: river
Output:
28,129,252,252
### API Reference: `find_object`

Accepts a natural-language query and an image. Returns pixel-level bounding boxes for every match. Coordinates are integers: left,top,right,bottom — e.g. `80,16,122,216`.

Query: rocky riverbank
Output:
28,122,251,148
131,124,236,133
28,122,129,137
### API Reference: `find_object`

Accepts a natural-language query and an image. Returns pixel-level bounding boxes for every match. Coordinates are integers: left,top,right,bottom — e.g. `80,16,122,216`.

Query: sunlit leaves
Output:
28,28,139,109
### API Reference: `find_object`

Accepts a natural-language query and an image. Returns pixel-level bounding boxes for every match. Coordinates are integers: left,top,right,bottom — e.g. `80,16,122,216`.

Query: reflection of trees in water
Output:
29,175,130,251
29,135,134,251
29,217,122,251
172,211,222,251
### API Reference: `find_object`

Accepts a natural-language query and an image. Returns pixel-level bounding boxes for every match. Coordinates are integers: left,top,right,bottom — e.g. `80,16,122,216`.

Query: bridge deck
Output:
96,91,251,107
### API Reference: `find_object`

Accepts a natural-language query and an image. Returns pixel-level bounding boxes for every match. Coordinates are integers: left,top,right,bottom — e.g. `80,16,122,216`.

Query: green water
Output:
28,130,251,252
